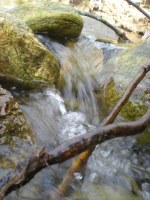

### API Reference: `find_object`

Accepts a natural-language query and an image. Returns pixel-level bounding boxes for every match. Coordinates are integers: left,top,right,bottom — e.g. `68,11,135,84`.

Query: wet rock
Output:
0,11,60,84
81,183,141,200
9,1,83,39
82,16,119,43
0,85,33,146
99,41,150,120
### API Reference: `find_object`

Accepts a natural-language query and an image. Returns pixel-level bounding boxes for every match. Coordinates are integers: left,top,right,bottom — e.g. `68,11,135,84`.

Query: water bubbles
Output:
87,136,149,188
88,171,100,183
74,172,83,181
44,88,66,115
58,111,95,142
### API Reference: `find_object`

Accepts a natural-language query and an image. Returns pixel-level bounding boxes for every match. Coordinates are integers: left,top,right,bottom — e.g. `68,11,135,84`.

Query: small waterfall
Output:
2,34,150,200
37,35,109,125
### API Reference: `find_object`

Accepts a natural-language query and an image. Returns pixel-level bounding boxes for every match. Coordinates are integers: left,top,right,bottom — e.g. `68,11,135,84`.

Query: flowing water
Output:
0,1,150,200
0,35,149,200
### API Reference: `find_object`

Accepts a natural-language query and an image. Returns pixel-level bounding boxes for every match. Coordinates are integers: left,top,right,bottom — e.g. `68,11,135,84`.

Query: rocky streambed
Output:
0,0,150,199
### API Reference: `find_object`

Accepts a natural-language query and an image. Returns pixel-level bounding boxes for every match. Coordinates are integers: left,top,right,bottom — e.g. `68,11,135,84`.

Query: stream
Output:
0,35,149,200
0,1,150,200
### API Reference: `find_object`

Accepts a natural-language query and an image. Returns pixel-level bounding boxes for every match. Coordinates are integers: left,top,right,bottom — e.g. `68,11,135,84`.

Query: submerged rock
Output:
9,1,83,39
0,11,60,84
99,41,150,120
0,85,33,146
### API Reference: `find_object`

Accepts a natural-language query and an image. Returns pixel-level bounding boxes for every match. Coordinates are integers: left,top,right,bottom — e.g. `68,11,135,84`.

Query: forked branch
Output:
0,63,150,199
0,107,150,198
51,63,150,199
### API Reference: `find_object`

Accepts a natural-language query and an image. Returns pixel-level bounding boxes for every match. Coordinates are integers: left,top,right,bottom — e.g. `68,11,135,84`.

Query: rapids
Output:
0,1,150,199
1,36,149,200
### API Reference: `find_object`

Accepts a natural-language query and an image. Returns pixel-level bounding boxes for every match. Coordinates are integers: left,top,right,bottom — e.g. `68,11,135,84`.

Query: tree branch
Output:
101,63,150,126
0,108,150,198
75,9,130,42
124,0,150,20
0,63,150,198
50,62,150,199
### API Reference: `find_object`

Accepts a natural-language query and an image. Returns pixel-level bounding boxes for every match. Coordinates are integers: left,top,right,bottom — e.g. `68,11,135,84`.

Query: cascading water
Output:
0,0,149,197
2,35,149,200
36,34,104,125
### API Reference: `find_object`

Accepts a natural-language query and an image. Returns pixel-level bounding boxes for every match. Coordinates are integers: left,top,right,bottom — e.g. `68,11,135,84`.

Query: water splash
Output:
2,34,149,200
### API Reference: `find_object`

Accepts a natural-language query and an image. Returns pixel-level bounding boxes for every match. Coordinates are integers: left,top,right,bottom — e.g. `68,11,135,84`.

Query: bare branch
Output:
101,63,150,126
75,9,130,42
0,64,150,198
124,0,150,20
51,62,150,198
0,109,150,198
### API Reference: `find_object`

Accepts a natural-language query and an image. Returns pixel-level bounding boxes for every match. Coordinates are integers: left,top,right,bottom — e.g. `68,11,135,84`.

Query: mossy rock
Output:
0,11,60,84
0,85,33,146
9,1,83,39
137,129,150,144
99,41,150,120
73,184,141,200
96,37,117,44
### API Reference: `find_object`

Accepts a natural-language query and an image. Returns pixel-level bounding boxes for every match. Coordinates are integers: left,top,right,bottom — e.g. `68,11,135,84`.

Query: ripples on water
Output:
0,33,149,199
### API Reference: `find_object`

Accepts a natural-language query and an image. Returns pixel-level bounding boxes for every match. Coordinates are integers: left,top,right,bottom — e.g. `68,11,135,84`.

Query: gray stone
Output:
0,85,33,145
82,16,119,43
99,41,150,120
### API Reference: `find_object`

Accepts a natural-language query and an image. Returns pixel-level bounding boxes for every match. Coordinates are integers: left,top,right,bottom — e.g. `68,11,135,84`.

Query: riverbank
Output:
71,0,150,43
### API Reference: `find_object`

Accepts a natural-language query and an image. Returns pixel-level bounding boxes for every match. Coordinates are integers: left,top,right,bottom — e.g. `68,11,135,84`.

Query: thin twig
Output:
124,0,150,20
75,9,130,42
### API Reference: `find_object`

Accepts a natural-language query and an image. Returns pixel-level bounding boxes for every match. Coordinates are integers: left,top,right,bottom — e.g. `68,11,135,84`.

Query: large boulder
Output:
9,1,83,39
0,85,33,145
98,41,150,120
0,11,60,84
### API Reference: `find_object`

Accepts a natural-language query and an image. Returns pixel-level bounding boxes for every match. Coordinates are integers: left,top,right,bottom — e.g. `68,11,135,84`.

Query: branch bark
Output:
50,63,150,199
75,9,130,42
0,63,150,199
124,0,150,20
0,107,150,199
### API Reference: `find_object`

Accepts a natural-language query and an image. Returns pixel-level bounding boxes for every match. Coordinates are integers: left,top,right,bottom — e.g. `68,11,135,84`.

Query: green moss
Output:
0,86,34,146
137,130,150,144
114,42,150,78
9,1,83,39
56,75,66,91
0,157,15,169
100,41,150,121
96,37,117,44
0,11,60,84
104,78,120,107
121,101,147,120
104,78,148,120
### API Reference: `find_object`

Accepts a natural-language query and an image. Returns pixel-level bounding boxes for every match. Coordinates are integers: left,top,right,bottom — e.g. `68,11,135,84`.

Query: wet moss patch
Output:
10,1,83,39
